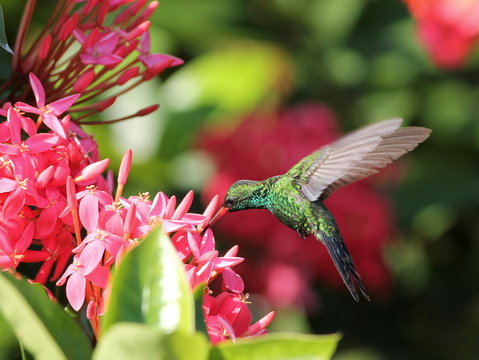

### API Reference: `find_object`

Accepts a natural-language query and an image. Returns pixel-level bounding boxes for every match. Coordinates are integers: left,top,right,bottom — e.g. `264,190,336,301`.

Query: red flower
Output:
404,0,479,68
200,103,394,307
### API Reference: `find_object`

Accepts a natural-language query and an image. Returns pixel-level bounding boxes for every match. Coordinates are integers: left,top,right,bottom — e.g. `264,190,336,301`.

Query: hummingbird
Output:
204,118,431,301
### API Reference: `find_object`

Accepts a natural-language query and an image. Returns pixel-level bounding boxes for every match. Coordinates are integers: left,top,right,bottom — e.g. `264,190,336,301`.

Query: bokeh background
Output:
2,1,479,359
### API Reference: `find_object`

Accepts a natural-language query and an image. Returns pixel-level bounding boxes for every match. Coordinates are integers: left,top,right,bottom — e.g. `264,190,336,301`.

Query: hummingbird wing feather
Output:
288,118,431,201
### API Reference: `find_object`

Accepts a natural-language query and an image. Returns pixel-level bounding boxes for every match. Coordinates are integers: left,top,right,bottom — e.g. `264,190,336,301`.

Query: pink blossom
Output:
73,229,125,275
0,223,48,269
75,30,123,66
15,73,80,138
3,0,183,123
203,292,274,344
56,253,109,311
222,267,245,294
0,1,273,345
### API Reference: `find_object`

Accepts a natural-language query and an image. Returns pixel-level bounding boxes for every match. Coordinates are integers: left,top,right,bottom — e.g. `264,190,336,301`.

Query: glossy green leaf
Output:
0,6,13,54
0,272,91,360
101,226,194,334
193,284,207,335
94,323,209,360
210,332,341,360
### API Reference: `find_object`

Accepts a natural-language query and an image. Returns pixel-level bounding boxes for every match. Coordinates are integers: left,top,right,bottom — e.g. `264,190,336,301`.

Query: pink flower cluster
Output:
172,209,275,343
0,73,273,343
404,0,479,69
3,0,182,123
0,0,274,345
0,74,104,282
57,173,275,342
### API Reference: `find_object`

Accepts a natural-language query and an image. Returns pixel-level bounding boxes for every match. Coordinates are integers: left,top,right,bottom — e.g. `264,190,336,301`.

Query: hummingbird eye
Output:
224,198,234,208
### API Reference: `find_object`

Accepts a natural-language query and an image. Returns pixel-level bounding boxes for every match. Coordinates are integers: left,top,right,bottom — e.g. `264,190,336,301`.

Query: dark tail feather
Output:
313,230,370,302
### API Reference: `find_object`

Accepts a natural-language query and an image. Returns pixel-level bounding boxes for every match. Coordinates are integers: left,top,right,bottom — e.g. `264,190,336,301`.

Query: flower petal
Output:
36,206,57,238
222,267,244,294
13,102,41,115
66,271,86,311
47,94,80,115
29,73,46,108
86,264,109,288
0,178,18,193
79,194,99,231
172,190,194,220
25,133,59,152
42,113,67,139
248,311,275,336
3,187,25,219
75,158,110,184
81,241,105,275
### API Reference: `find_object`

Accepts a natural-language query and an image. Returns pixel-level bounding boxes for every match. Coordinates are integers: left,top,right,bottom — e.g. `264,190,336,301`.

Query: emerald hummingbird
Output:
205,118,431,301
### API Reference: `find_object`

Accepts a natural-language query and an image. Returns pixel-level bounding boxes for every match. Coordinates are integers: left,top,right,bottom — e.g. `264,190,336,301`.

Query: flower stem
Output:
12,0,37,71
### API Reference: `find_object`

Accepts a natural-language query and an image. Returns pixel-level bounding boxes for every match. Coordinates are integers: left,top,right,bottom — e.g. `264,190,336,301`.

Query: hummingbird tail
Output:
313,230,370,302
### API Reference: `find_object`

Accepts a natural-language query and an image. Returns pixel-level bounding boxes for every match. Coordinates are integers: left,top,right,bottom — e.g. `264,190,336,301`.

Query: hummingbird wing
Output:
287,118,431,201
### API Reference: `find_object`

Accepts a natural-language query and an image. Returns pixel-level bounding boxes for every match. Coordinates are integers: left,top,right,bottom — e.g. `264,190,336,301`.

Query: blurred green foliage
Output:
2,0,479,359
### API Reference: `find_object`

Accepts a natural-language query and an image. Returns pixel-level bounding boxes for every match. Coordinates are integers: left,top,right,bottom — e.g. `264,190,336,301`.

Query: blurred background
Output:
3,0,479,359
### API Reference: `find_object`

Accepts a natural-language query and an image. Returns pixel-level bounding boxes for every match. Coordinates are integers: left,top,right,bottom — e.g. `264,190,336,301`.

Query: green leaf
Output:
193,284,207,335
93,323,209,360
0,6,13,54
210,332,341,360
0,312,19,359
0,272,91,360
101,226,194,334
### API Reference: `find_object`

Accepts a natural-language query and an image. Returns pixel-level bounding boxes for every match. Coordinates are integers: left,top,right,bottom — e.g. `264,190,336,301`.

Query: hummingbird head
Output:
201,180,261,234
223,179,260,212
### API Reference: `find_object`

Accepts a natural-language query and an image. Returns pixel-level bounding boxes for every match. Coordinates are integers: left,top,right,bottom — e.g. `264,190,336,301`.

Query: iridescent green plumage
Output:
212,118,431,301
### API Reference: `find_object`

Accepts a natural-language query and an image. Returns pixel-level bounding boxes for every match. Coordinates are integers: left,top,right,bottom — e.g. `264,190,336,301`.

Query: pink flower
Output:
404,0,479,68
203,293,275,344
3,1,183,123
74,30,123,66
73,229,125,275
56,253,109,311
0,2,273,345
138,32,184,79
0,75,104,289
15,73,80,138
0,223,48,269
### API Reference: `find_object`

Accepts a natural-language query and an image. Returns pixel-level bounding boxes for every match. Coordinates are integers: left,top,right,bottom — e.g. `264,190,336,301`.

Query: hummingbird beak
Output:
201,206,230,235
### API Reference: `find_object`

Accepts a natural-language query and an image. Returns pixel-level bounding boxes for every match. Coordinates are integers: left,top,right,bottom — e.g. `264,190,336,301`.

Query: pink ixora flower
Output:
0,1,273,345
15,73,79,138
2,0,183,123
403,0,479,68
0,75,108,290
56,253,109,311
74,30,123,66
53,148,274,342
203,293,275,344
